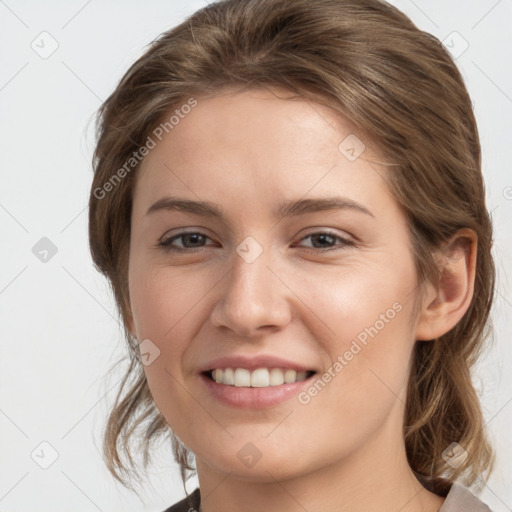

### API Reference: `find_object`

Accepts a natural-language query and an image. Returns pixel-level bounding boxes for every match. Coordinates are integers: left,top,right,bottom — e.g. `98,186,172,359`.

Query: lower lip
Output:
199,372,315,409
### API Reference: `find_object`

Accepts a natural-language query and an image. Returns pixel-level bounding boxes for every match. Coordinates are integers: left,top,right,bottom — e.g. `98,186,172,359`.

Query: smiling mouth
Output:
203,368,317,387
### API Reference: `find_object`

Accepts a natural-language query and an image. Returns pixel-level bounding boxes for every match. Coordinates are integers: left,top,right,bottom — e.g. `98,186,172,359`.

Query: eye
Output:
294,231,355,253
157,231,215,252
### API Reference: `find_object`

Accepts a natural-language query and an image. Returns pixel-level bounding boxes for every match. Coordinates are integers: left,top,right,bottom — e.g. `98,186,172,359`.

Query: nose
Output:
209,243,293,337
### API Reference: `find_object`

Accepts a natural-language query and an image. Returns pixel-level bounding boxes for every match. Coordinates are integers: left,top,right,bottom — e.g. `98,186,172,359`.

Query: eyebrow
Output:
145,196,374,219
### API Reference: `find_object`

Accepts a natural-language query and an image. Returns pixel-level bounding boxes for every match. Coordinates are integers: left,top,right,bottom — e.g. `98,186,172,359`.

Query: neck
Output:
194,409,445,512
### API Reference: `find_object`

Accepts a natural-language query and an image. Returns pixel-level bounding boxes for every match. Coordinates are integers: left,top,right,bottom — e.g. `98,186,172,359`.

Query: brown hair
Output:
89,0,495,495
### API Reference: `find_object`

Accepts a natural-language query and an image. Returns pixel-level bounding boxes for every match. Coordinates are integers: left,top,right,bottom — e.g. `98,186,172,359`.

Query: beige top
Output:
439,483,493,511
163,483,493,511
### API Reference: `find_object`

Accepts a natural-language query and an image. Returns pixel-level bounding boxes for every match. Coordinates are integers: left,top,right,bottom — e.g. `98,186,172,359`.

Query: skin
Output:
126,86,477,512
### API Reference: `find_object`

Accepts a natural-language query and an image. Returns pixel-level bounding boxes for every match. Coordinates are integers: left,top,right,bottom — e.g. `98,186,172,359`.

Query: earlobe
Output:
415,229,477,341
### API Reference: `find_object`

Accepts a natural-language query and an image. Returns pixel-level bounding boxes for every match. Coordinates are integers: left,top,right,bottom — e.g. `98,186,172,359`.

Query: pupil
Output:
185,234,203,247
313,234,333,247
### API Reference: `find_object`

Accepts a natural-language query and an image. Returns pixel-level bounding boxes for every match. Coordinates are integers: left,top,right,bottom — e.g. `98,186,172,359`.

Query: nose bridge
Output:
210,235,291,335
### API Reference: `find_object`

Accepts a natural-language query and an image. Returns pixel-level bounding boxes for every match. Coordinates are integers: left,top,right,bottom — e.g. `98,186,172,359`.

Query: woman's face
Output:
128,87,424,481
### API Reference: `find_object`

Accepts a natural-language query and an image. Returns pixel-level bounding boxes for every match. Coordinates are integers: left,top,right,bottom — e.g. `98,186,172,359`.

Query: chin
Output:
202,453,307,483
194,436,315,482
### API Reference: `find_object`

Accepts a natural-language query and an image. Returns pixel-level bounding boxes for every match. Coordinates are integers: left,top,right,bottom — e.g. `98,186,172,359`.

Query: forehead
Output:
141,86,370,169
133,87,392,220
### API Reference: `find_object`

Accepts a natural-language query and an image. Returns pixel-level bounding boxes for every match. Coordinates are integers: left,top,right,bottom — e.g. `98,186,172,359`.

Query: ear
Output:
415,228,477,341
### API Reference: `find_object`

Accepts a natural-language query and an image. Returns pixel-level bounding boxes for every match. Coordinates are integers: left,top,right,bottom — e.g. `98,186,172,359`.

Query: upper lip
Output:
199,354,318,373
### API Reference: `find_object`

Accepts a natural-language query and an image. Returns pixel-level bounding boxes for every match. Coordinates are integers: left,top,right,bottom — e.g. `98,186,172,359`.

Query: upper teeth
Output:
211,368,310,387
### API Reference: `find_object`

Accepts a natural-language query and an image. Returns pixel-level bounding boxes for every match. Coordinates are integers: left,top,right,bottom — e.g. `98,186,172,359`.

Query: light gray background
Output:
1,1,511,511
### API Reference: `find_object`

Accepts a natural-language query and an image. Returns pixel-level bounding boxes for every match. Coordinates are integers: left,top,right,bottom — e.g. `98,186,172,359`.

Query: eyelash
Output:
156,230,355,254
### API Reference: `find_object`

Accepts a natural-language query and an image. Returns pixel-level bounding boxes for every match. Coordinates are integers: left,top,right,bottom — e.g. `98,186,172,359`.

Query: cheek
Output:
129,264,207,343
127,265,195,392
289,263,416,440
292,259,415,349
128,266,215,430
128,264,224,394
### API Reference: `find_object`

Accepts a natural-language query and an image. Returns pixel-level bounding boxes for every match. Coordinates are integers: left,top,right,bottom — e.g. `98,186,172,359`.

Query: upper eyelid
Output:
160,229,215,243
160,224,353,238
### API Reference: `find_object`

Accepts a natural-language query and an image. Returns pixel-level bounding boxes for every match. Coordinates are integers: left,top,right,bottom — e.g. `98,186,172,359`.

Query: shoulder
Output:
440,483,493,512
161,487,201,512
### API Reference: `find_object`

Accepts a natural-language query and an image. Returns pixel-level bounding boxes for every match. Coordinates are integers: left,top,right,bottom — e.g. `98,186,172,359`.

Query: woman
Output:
89,0,496,510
